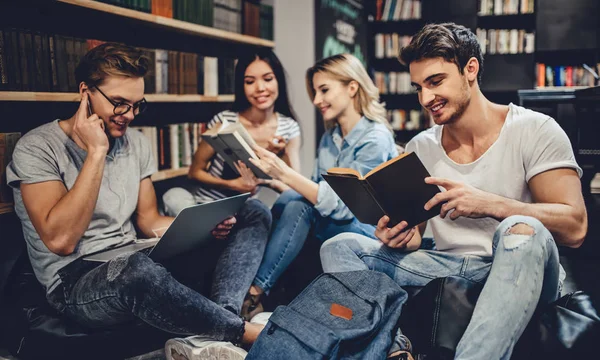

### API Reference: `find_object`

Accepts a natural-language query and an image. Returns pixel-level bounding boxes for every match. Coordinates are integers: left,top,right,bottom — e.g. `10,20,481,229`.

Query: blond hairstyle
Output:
305,53,392,132
75,42,149,87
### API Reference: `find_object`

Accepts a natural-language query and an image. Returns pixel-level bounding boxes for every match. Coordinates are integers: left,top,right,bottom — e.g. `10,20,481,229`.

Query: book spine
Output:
0,29,8,91
361,180,390,223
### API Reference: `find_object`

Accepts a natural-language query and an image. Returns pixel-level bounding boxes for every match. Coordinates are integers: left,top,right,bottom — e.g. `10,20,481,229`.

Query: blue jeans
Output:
47,199,271,343
320,215,561,360
253,189,376,293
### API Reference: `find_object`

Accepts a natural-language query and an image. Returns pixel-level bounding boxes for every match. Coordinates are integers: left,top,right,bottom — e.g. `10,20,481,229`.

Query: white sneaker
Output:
249,311,272,326
165,336,247,360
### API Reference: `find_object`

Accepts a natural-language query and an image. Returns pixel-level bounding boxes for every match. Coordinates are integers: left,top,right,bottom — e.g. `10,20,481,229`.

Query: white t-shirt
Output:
406,103,582,257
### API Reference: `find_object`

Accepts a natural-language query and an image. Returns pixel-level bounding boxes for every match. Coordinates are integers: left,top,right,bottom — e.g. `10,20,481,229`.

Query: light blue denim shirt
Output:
311,116,398,221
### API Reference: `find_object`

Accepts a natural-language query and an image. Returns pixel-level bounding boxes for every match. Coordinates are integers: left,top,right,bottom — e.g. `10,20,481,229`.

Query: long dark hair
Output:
231,49,298,121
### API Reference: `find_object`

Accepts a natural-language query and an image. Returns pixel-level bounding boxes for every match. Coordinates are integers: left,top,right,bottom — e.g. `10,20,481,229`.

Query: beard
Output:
438,80,471,125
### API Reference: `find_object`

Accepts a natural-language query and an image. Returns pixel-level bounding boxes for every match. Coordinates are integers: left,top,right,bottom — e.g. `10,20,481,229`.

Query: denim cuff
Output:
233,317,246,346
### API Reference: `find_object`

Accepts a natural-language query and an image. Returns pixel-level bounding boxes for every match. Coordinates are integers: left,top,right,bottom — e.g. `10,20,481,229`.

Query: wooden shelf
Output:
151,167,189,182
55,0,274,48
0,203,14,215
0,92,235,103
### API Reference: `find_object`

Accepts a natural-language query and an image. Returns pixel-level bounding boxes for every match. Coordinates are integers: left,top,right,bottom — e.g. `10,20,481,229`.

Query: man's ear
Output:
78,82,89,95
464,57,479,83
348,80,359,97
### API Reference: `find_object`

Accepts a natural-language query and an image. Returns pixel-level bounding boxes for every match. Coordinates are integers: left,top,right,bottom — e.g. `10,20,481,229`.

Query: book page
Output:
364,152,411,179
326,167,362,179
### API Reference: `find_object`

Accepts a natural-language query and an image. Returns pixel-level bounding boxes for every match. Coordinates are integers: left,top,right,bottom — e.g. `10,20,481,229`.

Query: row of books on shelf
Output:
476,28,535,55
387,109,430,131
536,63,600,88
373,0,422,22
214,0,243,33
130,123,207,172
374,33,412,59
98,0,272,38
0,28,235,95
0,132,21,204
374,71,413,94
478,0,534,16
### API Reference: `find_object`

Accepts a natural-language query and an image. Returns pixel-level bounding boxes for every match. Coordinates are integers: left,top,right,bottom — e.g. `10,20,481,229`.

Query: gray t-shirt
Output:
7,120,156,294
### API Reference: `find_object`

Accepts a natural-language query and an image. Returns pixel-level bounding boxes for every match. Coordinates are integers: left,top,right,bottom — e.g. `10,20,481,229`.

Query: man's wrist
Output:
87,149,107,161
489,195,520,221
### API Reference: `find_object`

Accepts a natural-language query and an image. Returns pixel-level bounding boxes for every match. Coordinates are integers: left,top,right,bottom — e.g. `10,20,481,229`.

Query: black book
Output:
322,152,442,228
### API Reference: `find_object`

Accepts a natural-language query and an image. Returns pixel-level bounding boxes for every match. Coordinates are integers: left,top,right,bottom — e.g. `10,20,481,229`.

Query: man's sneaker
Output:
249,311,272,326
165,336,247,360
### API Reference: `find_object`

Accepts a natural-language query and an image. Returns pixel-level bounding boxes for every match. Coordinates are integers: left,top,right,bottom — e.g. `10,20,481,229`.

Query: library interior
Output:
0,0,599,359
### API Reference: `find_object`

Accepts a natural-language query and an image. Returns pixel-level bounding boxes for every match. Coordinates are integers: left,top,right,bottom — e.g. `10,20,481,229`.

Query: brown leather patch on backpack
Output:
330,303,353,320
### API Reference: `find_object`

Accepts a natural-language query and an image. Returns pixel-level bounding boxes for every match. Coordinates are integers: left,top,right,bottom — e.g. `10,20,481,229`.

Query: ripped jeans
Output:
47,199,271,344
320,215,561,360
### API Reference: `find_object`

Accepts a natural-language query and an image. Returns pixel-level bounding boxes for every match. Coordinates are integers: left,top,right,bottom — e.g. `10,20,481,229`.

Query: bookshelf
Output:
0,92,235,103
37,0,274,48
151,167,190,182
0,0,275,215
0,202,13,215
367,0,600,145
367,0,428,145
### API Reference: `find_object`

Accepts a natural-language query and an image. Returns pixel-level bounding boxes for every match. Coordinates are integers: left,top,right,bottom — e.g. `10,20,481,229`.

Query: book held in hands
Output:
322,152,442,228
201,121,271,179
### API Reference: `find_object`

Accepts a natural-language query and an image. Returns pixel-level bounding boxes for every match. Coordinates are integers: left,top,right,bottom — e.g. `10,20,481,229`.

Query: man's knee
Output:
320,233,376,272
507,223,535,236
112,252,168,289
495,215,550,251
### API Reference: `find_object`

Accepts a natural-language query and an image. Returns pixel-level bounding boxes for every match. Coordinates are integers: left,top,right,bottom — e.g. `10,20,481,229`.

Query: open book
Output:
322,152,442,228
201,121,271,179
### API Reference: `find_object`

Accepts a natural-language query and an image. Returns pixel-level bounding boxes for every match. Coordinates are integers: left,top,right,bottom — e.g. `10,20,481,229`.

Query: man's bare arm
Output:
21,152,106,256
135,177,174,238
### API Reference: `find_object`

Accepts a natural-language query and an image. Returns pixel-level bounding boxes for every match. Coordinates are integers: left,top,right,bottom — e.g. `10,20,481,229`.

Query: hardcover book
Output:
322,152,442,228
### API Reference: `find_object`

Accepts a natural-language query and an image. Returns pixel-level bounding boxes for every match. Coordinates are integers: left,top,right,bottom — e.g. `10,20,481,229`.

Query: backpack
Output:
246,270,406,359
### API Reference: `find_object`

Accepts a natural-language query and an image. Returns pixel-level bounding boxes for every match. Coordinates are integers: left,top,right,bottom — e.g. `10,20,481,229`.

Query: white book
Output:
393,0,404,20
203,57,219,96
389,72,397,94
524,33,535,53
201,121,271,179
155,50,168,94
509,29,519,54
494,0,503,15
182,123,192,166
169,124,180,170
375,34,385,59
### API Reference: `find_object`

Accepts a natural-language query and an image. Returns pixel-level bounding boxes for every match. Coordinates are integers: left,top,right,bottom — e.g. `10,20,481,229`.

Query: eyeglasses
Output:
92,85,148,116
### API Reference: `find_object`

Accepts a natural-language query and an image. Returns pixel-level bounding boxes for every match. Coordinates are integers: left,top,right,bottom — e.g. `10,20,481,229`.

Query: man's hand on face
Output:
73,91,109,155
211,216,237,240
375,216,417,249
424,177,497,220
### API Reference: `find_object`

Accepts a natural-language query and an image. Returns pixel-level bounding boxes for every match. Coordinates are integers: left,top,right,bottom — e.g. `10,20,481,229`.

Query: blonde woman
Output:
242,53,398,312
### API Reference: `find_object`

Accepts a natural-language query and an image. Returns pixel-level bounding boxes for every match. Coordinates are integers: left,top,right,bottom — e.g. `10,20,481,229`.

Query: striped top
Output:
190,110,301,203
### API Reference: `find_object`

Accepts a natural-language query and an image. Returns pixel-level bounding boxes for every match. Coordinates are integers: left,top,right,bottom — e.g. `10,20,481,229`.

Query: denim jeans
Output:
253,189,376,294
47,199,271,343
320,215,561,360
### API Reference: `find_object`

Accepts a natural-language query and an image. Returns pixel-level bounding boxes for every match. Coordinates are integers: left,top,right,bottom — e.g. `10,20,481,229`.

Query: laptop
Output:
83,193,251,262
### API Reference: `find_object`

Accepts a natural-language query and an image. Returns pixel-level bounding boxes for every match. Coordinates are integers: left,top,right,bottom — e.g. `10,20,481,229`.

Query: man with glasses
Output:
7,43,271,359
